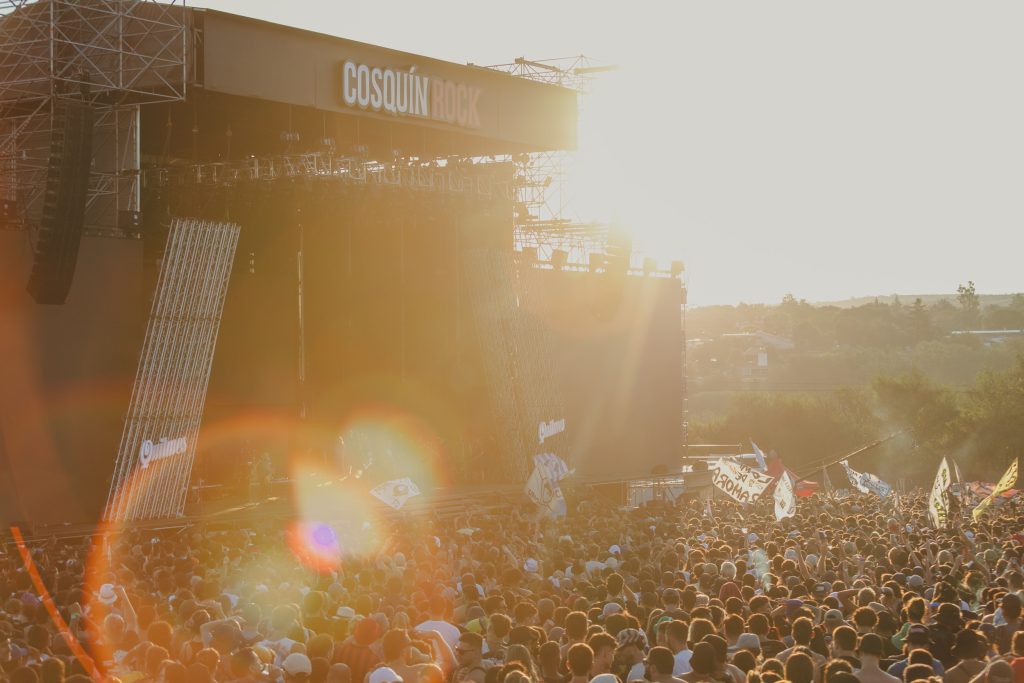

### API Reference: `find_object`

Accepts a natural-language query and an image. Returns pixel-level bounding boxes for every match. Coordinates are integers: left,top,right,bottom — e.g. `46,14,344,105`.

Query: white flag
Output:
711,458,775,504
534,453,570,483
750,441,768,471
370,477,421,510
538,418,566,444
841,460,892,498
774,471,797,520
929,458,953,528
525,467,566,517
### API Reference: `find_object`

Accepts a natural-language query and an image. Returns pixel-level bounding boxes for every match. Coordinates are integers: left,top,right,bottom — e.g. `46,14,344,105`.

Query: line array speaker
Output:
26,100,94,305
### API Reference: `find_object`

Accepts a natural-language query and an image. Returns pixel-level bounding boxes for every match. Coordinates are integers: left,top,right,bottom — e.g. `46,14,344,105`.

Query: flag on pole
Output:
929,458,953,528
525,453,571,517
972,458,1018,521
774,471,797,521
750,441,768,472
841,460,892,498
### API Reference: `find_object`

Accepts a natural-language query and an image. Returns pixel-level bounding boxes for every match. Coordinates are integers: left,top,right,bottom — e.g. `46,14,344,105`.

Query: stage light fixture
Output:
550,249,568,270
670,260,684,277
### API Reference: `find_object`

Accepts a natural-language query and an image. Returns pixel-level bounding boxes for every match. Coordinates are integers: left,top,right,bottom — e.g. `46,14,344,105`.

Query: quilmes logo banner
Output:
340,61,482,129
138,437,187,469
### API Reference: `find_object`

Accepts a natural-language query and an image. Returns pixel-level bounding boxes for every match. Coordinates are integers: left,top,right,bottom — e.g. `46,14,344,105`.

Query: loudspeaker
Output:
26,100,94,304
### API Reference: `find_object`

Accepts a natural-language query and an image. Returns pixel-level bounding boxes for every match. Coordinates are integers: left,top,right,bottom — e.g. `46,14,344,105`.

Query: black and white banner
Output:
841,460,892,498
711,458,774,504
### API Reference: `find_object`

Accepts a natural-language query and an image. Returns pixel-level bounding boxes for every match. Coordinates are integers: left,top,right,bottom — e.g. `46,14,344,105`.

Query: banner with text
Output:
929,457,954,528
774,471,797,520
711,458,775,504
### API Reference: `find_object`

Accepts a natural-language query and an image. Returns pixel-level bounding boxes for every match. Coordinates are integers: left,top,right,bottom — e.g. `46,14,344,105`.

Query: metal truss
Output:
462,248,530,482
106,217,239,522
145,153,517,200
0,0,186,232
488,56,615,262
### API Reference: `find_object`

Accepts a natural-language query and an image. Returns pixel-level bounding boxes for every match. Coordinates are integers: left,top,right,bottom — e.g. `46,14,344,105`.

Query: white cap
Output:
368,668,404,683
523,558,539,573
608,544,621,555
282,653,312,676
97,584,118,605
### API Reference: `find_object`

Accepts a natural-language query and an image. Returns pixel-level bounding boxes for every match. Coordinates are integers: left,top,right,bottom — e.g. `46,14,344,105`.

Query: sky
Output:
194,1,1024,306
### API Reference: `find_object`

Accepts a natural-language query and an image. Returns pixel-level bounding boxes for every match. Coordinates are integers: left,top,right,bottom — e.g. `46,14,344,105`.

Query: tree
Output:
957,281,981,329
908,297,933,343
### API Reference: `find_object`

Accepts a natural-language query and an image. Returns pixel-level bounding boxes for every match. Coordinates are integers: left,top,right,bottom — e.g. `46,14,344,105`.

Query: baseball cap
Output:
907,574,924,589
824,609,844,623
906,624,930,644
602,603,623,619
336,606,356,619
282,653,312,676
735,633,760,651
368,668,404,683
616,628,646,650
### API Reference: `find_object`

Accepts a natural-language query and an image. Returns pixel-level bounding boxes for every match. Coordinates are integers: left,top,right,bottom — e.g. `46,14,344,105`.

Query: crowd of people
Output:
1,487,1022,683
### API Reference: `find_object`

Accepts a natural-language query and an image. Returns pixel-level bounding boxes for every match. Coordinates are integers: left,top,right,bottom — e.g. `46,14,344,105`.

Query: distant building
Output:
950,329,1024,346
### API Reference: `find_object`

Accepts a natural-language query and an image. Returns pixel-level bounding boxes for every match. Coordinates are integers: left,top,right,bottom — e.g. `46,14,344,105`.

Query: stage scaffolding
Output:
488,56,615,263
0,0,187,234
463,247,567,482
106,217,238,522
142,153,517,201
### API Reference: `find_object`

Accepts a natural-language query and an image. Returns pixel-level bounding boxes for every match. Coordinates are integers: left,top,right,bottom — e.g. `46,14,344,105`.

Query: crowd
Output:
1,487,1022,683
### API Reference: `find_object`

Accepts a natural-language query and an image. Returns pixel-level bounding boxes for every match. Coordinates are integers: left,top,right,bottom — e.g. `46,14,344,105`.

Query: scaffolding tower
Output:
488,56,615,263
0,0,187,235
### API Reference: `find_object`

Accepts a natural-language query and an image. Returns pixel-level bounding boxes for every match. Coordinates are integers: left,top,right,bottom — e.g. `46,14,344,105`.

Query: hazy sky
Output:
194,1,1024,306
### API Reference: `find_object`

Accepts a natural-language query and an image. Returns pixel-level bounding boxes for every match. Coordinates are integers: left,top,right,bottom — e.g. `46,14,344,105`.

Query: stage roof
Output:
190,8,578,156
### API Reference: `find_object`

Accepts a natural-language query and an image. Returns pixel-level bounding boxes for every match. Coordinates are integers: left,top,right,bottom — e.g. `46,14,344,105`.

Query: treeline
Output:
690,356,1024,486
689,285,1024,346
688,285,1024,389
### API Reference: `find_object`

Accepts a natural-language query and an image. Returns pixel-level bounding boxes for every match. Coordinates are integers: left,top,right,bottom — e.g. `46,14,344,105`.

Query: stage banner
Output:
841,460,892,498
973,458,1018,521
711,458,774,504
774,471,797,520
929,457,953,528
538,418,566,444
370,477,421,510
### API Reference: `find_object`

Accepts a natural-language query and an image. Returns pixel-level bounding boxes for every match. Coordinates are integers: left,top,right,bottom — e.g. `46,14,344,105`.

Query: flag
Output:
841,460,892,498
370,477,421,510
525,453,571,518
534,453,570,483
973,458,1018,521
750,441,768,472
774,471,797,521
711,458,775,504
929,458,953,528
525,467,566,517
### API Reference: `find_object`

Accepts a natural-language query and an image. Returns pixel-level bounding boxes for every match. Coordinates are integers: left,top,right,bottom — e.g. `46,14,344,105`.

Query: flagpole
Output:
795,432,902,480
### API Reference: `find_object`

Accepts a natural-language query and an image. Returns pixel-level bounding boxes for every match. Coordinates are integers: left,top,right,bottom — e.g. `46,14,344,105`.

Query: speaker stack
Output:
26,100,94,305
